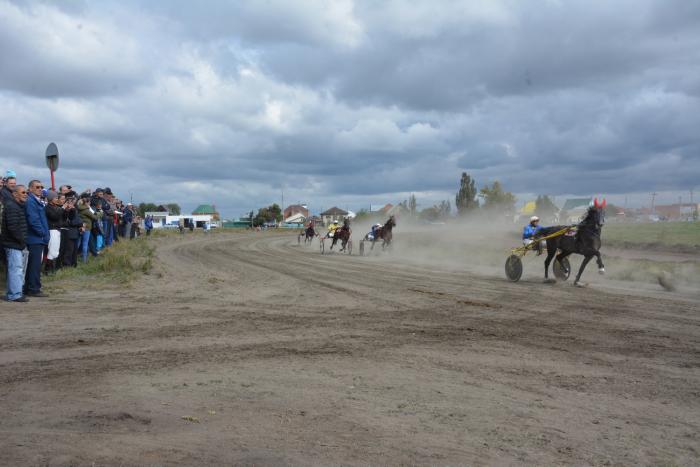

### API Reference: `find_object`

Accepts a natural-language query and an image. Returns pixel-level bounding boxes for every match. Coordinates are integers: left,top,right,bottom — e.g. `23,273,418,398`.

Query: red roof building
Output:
283,204,309,220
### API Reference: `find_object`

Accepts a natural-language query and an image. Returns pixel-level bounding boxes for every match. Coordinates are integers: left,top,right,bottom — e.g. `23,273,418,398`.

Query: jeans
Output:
103,219,113,247
79,230,94,262
89,232,98,255
125,222,133,240
24,244,44,295
5,248,28,300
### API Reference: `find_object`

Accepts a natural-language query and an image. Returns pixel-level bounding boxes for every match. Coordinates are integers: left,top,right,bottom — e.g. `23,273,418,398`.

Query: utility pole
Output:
651,192,657,214
691,189,694,204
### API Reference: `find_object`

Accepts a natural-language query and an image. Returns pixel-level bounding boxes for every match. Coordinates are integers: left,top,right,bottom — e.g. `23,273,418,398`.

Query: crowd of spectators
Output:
1,170,142,303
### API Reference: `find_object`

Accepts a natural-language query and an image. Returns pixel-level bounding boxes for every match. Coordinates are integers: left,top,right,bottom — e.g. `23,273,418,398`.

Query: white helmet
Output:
530,216,540,222
333,220,339,224
374,223,381,227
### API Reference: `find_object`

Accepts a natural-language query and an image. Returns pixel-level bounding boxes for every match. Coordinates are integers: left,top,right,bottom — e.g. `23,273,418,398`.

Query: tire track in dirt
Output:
2,231,700,466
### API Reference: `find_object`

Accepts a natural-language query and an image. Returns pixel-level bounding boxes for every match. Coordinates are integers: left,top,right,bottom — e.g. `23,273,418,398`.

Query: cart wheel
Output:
320,239,325,254
359,241,364,256
347,240,352,255
505,255,523,282
553,257,571,281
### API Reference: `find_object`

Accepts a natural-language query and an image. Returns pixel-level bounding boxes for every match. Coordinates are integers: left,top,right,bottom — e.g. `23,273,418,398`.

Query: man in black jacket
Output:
1,185,29,302
59,191,82,267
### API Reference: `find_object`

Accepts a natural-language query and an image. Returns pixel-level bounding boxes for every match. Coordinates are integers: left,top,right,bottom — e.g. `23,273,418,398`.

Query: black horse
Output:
303,225,317,243
371,215,396,251
330,222,352,251
540,200,606,287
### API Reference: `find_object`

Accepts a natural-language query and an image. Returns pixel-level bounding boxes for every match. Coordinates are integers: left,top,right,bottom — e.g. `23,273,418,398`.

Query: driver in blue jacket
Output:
522,216,544,255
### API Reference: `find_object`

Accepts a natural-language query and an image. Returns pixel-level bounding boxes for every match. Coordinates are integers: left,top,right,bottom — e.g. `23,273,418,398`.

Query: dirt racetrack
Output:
1,231,699,466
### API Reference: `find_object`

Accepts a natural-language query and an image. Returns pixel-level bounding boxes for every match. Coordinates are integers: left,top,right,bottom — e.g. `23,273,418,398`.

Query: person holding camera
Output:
59,191,82,267
77,192,99,262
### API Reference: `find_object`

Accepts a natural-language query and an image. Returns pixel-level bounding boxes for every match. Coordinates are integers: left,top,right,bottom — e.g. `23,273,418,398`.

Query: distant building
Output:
284,204,309,220
520,201,537,216
560,198,592,223
284,212,307,224
320,207,348,225
192,204,220,221
144,212,218,229
222,218,253,228
378,204,394,214
654,203,699,221
383,204,409,218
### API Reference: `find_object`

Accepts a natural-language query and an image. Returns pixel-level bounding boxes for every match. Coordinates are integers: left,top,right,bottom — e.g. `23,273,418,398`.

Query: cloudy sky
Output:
1,0,698,217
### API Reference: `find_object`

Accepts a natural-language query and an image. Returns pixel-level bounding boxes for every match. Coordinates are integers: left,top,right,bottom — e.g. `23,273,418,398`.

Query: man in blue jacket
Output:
522,215,544,255
24,180,50,297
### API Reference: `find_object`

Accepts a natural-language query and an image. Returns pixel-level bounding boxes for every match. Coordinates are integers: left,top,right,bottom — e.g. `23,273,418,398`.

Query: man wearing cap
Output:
24,180,50,297
77,192,99,262
103,188,116,246
522,215,545,255
2,184,29,302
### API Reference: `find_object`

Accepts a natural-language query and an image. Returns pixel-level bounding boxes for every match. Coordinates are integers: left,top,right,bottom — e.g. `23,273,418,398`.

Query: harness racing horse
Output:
540,199,606,287
371,216,396,251
303,225,317,243
330,225,352,252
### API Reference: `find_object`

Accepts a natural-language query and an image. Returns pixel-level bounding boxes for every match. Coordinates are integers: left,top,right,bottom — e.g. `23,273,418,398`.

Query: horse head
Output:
386,215,396,229
586,198,606,228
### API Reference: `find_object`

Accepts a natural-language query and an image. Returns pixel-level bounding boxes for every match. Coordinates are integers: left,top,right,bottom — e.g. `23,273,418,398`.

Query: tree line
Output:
366,172,561,222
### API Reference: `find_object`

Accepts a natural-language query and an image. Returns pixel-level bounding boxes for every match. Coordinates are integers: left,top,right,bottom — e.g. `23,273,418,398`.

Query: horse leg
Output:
574,255,593,286
557,251,572,273
543,246,556,283
595,251,605,274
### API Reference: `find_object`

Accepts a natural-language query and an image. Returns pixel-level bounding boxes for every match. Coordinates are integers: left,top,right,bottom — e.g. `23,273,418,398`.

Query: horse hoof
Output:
543,278,556,284
574,282,587,288
598,268,605,275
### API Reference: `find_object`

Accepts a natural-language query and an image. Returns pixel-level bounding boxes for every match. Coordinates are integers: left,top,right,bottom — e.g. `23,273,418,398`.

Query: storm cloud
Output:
1,0,698,216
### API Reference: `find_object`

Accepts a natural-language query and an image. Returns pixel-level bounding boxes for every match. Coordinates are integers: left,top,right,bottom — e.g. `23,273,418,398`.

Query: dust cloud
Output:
349,216,700,295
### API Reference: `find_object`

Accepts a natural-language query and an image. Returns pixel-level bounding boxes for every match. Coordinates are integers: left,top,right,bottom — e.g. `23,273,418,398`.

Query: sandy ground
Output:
1,230,699,466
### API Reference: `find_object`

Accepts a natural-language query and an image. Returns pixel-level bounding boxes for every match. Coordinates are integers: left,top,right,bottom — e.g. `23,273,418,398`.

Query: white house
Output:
284,212,307,224
144,212,218,229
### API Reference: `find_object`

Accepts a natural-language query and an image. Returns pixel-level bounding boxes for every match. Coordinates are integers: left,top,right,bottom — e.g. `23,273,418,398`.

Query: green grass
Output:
604,222,700,248
45,236,155,290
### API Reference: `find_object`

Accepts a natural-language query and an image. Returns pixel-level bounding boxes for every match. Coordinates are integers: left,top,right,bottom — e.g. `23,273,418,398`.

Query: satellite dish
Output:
45,142,59,172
